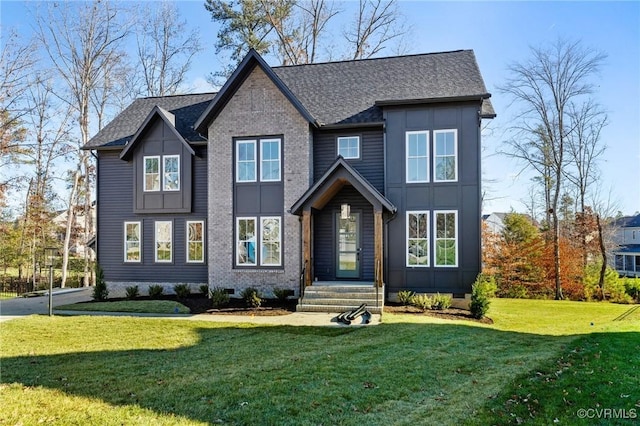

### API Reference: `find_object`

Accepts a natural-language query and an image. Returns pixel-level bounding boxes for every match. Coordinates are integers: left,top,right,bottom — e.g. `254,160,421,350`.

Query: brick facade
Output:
207,66,311,297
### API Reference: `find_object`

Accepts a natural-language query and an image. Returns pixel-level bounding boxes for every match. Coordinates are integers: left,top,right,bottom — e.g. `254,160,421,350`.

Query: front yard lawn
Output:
1,299,638,425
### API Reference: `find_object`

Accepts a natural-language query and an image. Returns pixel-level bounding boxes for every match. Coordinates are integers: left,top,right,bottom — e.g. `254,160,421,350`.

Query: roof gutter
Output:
375,93,491,107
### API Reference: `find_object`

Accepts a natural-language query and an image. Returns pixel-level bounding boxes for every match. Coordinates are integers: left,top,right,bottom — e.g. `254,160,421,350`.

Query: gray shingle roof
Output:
273,49,494,126
85,93,216,149
87,49,494,149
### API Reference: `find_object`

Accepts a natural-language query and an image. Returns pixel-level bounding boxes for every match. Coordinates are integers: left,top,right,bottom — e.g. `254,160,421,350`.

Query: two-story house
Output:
611,214,640,277
84,49,495,310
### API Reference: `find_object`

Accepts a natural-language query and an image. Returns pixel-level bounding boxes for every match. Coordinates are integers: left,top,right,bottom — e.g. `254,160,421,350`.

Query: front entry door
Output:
336,212,360,278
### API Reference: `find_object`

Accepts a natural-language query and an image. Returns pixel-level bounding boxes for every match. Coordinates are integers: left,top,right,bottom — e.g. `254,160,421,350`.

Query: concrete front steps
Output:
297,284,384,314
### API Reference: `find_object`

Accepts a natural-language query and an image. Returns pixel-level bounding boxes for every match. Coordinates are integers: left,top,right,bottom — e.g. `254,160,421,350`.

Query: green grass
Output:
0,300,638,425
0,291,17,300
56,300,190,314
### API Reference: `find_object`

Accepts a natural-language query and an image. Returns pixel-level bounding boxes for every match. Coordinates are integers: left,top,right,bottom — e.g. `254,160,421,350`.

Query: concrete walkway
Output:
0,289,380,326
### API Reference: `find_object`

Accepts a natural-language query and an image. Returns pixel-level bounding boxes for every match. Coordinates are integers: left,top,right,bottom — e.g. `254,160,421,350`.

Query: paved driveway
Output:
0,288,93,322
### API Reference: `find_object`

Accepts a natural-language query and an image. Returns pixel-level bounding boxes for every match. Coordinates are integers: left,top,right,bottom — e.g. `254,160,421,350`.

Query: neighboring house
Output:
481,212,538,235
52,202,97,258
611,214,640,277
84,49,495,306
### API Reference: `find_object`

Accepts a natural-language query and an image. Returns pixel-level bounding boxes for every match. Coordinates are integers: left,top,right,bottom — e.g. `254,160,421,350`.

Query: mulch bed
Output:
79,295,492,323
383,303,494,324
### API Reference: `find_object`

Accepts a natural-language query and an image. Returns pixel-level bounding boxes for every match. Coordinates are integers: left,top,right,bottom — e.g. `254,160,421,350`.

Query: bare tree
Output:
499,39,606,299
344,0,406,60
35,0,129,287
135,1,202,96
0,29,37,206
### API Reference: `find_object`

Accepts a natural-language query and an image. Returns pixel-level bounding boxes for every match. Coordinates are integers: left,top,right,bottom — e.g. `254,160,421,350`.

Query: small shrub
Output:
470,273,496,319
92,264,108,301
411,294,432,311
173,283,191,299
241,287,262,308
199,284,210,296
273,287,291,302
623,277,640,302
209,287,230,308
397,290,415,306
499,284,528,299
125,285,139,300
148,284,164,299
431,293,452,310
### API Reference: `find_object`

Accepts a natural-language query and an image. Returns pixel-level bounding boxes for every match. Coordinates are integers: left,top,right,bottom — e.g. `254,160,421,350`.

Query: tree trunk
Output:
596,214,607,300
61,164,81,288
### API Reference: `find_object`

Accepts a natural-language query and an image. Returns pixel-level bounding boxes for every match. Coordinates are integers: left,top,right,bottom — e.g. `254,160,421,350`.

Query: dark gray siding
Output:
132,119,192,213
384,102,482,294
313,186,374,281
97,147,207,283
313,128,384,192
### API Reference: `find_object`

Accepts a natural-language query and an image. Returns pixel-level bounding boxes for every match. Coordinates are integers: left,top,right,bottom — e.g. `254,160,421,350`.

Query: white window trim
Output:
433,129,458,182
337,136,360,159
405,131,429,183
236,140,257,183
260,216,282,267
236,216,257,266
434,210,458,268
143,155,161,192
162,154,181,191
406,211,430,267
154,221,173,263
186,220,205,264
124,221,142,263
260,138,281,182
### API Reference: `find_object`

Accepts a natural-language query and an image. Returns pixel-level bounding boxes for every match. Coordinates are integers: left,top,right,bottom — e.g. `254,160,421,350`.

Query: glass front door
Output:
336,212,360,278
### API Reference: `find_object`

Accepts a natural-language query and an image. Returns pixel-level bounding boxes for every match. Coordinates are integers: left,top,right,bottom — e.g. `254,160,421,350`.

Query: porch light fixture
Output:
341,203,351,219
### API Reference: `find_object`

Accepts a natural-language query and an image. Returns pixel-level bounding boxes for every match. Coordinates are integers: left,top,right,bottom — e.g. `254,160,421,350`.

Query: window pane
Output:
407,212,429,266
261,217,281,266
406,132,428,182
434,131,457,181
163,156,180,190
261,139,280,181
187,221,204,262
237,218,256,265
144,157,160,191
338,137,359,159
125,222,140,262
155,222,172,262
435,212,457,266
237,141,256,182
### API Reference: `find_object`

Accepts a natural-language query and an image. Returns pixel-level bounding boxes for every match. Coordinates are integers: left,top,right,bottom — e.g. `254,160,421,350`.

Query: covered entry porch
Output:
291,158,396,311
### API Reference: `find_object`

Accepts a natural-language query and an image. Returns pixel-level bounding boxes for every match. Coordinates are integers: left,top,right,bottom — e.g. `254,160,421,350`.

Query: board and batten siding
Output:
312,128,384,192
96,147,208,288
313,186,375,281
383,103,482,295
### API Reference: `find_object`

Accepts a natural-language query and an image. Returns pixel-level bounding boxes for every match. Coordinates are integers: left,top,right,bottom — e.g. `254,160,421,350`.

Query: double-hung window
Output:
186,221,204,263
144,156,160,191
260,217,281,266
163,155,180,190
155,221,173,263
236,140,257,182
407,211,429,266
337,136,360,159
406,131,429,182
124,222,141,262
236,217,257,266
434,129,457,182
434,211,458,267
261,139,281,181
